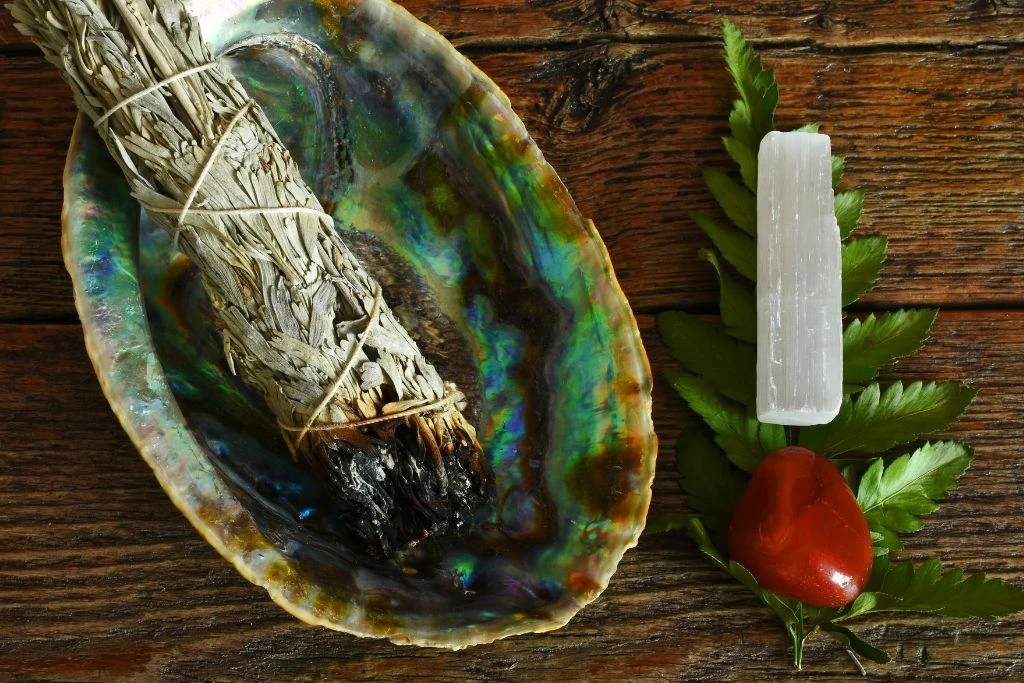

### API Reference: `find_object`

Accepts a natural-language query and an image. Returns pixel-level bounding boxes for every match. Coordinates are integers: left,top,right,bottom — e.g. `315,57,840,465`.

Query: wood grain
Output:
0,313,1022,680
3,1,1024,51
0,56,78,321
3,0,1024,678
2,43,1023,319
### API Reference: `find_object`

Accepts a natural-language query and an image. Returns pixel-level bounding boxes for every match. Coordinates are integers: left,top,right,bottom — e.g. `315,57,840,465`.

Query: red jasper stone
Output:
728,446,874,607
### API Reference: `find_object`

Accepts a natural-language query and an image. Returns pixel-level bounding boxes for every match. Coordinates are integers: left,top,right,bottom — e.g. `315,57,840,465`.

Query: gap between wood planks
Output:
452,35,1024,55
2,33,1023,59
634,300,1024,318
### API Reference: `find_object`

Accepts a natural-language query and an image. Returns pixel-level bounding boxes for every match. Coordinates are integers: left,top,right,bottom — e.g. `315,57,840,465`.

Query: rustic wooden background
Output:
2,0,1023,679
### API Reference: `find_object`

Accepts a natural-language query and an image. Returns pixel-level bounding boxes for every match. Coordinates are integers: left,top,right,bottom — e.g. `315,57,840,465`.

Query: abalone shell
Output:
62,0,655,647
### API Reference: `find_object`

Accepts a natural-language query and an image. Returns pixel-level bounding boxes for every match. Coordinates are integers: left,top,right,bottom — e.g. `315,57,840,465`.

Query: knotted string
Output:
281,390,466,433
177,100,253,226
93,62,218,129
100,62,459,449
100,64,335,227
292,284,384,449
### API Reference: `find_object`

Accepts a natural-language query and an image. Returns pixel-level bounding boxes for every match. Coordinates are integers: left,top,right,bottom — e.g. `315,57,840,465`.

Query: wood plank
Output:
410,0,1024,49
3,43,1023,319
3,0,1024,52
0,57,77,321
0,312,1022,679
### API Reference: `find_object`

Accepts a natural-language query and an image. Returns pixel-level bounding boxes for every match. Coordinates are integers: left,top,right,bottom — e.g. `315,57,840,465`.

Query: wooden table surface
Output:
2,1,1023,680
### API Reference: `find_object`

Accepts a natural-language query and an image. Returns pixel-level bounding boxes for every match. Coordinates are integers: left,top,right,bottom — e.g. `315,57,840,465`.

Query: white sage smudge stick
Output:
10,0,493,558
756,131,842,426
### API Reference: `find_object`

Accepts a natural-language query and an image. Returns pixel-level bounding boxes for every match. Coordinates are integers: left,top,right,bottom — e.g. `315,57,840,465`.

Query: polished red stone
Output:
727,446,874,607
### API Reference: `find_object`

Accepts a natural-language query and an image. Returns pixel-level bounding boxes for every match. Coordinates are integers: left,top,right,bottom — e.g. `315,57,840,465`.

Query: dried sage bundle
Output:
11,0,493,558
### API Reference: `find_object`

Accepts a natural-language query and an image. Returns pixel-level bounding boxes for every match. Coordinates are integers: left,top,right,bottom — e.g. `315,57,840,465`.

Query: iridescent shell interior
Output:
62,0,656,647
